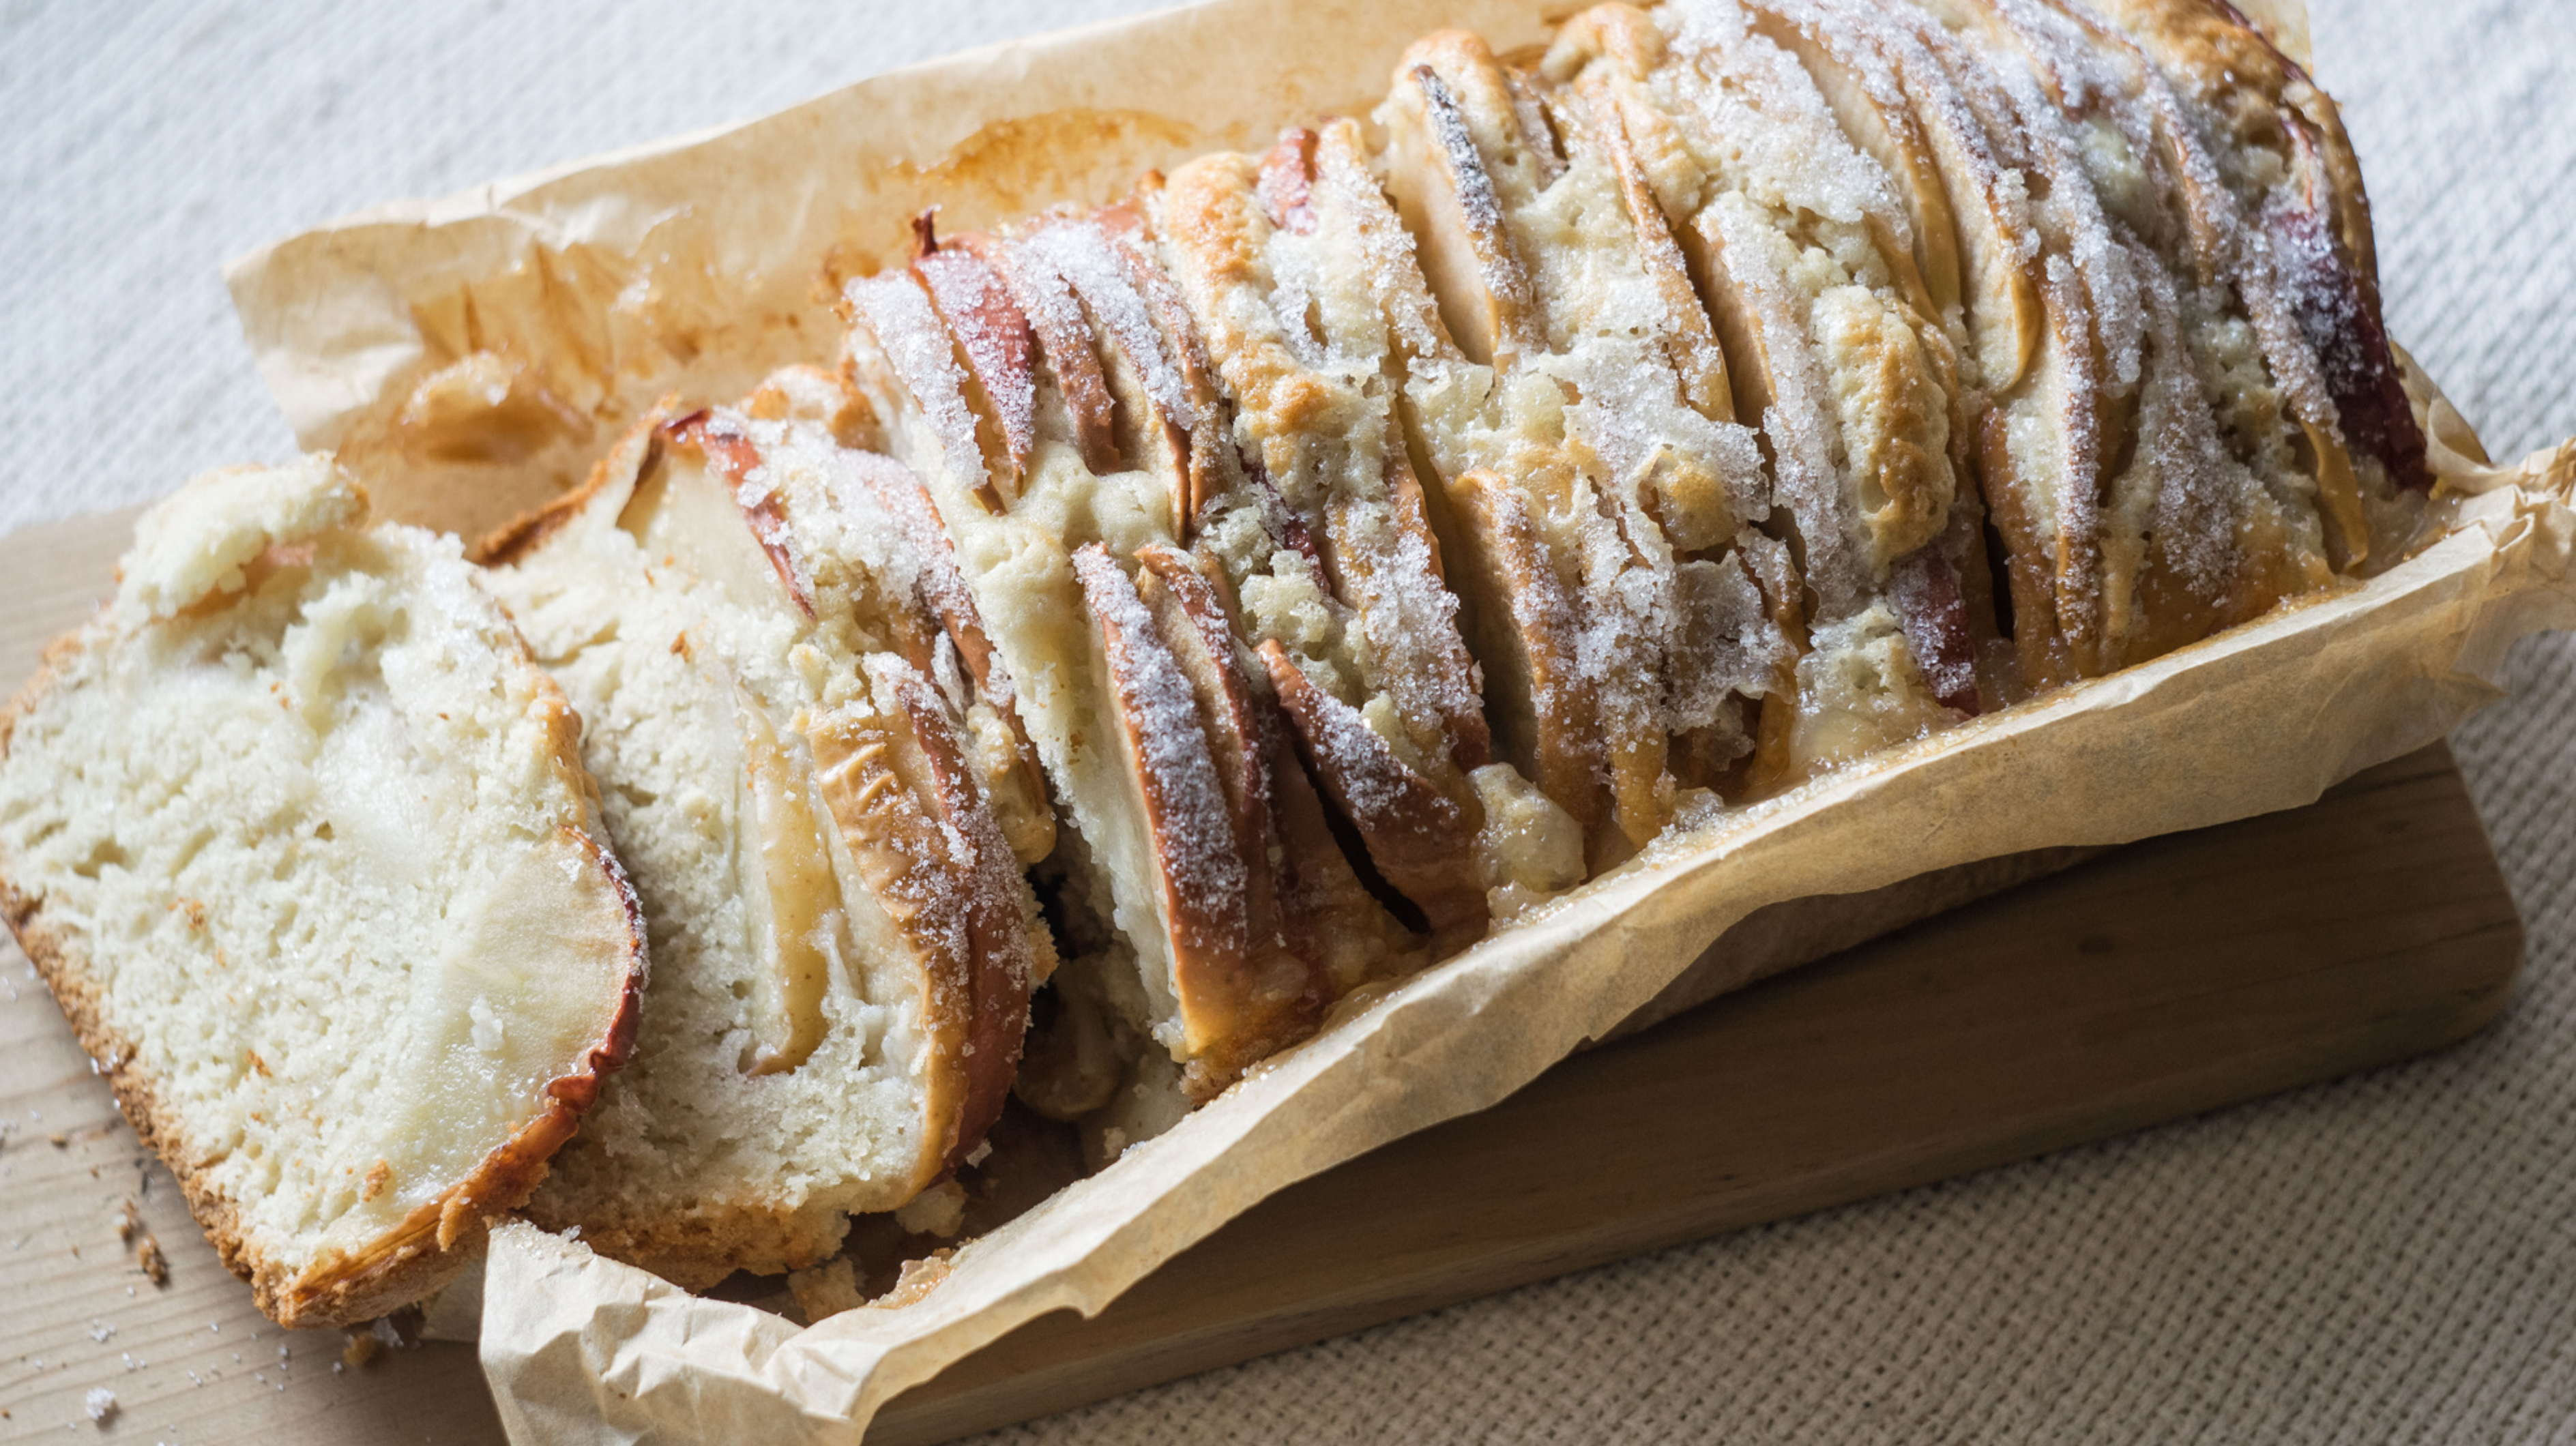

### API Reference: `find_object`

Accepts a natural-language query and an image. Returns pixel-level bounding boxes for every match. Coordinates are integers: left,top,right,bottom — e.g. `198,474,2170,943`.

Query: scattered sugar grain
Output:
83,1388,114,1426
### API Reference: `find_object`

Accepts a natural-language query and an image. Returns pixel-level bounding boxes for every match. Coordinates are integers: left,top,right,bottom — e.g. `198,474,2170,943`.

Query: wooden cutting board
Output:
0,510,2523,1444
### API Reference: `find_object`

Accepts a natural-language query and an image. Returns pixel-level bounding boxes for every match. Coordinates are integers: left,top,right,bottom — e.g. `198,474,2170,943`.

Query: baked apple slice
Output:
1153,140,1506,932
845,270,1008,513
1381,29,1790,853
808,660,1036,1175
954,230,1124,477
1257,640,1487,940
913,224,1040,497
1070,542,1326,1094
841,449,1057,865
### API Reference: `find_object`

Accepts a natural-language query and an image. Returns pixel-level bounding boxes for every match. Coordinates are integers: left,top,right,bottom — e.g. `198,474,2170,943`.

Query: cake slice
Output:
0,457,645,1328
845,216,1420,1147
481,377,1051,1285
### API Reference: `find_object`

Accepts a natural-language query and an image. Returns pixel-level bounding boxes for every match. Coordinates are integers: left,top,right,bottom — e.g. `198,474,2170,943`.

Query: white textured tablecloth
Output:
8,1,2571,1438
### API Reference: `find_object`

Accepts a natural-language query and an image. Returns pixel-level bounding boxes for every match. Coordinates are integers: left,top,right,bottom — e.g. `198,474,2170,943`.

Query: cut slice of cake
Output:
481,377,1051,1285
0,457,646,1328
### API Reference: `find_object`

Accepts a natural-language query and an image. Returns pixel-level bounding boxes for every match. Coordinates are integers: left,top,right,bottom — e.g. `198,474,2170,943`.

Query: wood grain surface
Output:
0,509,2522,1445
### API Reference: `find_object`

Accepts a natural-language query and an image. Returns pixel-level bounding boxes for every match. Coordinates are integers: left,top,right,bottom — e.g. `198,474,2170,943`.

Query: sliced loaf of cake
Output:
0,456,646,1328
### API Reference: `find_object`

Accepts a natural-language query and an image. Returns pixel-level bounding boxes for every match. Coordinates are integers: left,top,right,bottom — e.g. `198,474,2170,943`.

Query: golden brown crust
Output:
473,401,675,567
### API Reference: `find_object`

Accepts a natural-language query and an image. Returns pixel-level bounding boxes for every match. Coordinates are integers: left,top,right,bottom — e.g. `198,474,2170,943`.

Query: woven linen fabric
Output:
5,0,2571,1440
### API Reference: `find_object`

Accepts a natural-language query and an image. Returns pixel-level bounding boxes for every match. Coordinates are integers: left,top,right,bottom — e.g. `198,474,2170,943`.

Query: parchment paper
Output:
218,1,2576,1441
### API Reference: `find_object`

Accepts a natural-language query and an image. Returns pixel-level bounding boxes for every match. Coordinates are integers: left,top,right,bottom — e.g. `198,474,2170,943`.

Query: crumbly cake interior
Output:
0,458,636,1313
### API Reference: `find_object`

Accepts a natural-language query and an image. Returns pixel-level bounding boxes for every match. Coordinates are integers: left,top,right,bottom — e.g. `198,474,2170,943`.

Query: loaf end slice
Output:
0,456,646,1328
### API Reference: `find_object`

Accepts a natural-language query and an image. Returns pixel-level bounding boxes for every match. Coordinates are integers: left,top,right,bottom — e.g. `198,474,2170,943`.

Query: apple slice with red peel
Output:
2089,0,2429,510
845,270,1006,514
1023,216,1201,436
914,233,1040,496
1886,548,1981,715
807,663,1036,1175
1021,213,1209,531
1132,544,1272,874
1072,542,1319,1087
954,231,1124,477
1099,196,1223,422
1096,198,1236,534
1845,3,2096,679
1261,718,1417,988
604,409,821,634
2272,115,2431,499
1257,640,1487,939
1382,54,1541,368
1134,545,1394,1065
843,452,1056,863
1257,127,1320,235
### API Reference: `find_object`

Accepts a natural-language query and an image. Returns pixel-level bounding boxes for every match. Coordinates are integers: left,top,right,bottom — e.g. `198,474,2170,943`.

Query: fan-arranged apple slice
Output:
913,236,1039,498
1929,0,2342,664
806,658,1037,1177
845,271,1008,514
1015,211,1212,529
1740,0,2037,394
838,445,1057,866
848,210,1424,1134
480,392,1051,1286
727,675,842,1078
1734,0,2107,689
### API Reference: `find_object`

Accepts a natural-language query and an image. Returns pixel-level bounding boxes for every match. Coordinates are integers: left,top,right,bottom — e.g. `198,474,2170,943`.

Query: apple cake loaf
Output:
838,0,2427,1157
480,372,1054,1286
5,0,2433,1316
0,458,645,1327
